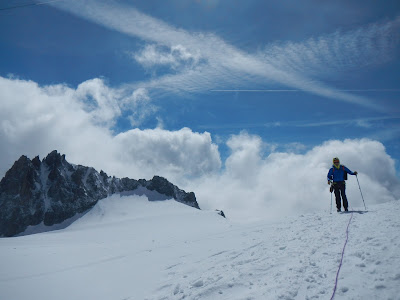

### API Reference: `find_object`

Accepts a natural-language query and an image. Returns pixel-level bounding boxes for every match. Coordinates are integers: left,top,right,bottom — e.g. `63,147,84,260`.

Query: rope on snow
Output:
330,212,353,300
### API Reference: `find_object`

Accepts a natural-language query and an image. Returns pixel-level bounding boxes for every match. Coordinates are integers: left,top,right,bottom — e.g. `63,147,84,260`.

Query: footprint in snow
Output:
192,280,204,288
173,284,182,295
393,274,400,281
165,263,181,270
375,284,386,289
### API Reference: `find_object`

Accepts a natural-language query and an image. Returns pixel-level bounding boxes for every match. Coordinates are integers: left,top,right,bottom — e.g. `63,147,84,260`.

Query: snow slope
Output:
0,195,399,300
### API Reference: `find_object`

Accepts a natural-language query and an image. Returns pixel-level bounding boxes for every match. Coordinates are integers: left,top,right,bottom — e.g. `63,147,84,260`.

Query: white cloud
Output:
188,134,400,222
0,76,116,175
260,16,400,79
75,78,122,127
74,80,157,128
295,116,399,128
133,44,202,70
124,88,158,127
0,76,220,181
224,132,264,183
50,0,400,111
114,127,221,179
1,76,399,223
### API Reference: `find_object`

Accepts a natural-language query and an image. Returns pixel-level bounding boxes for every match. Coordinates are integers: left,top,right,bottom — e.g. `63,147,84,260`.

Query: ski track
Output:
0,198,399,300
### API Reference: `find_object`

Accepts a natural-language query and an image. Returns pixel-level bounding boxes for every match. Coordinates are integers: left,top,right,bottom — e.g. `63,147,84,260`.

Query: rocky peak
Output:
0,151,199,237
0,155,36,196
43,150,65,166
146,176,175,197
32,156,41,169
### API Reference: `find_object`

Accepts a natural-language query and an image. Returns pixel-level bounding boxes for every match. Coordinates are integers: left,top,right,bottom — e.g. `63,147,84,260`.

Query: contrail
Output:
48,1,399,111
0,0,64,11
210,89,400,93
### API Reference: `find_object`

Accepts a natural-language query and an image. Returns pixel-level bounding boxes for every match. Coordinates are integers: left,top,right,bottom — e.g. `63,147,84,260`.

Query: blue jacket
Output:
327,165,355,182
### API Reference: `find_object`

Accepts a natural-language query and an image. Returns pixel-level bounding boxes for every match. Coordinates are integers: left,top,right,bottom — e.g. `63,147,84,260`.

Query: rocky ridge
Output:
0,150,198,237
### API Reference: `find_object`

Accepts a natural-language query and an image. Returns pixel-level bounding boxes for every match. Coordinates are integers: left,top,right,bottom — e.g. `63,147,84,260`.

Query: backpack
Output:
333,165,347,180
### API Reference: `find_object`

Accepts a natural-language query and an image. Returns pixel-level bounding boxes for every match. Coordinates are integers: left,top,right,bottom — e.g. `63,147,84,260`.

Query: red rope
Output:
330,212,353,300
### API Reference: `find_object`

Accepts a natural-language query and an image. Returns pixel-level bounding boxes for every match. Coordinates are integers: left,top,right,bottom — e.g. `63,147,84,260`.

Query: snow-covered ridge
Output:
0,150,198,237
0,196,399,300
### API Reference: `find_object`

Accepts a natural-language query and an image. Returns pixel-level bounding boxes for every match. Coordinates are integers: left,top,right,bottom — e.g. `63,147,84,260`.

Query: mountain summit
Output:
0,150,198,237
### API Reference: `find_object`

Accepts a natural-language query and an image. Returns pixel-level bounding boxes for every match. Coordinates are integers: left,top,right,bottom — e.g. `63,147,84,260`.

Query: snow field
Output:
0,195,399,300
148,214,345,300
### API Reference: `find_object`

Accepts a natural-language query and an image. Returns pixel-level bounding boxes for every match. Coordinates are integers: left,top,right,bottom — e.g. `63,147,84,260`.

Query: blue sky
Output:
1,1,400,215
1,1,399,160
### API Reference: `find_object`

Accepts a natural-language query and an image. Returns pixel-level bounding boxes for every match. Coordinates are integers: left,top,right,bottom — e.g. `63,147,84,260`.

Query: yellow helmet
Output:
333,157,340,164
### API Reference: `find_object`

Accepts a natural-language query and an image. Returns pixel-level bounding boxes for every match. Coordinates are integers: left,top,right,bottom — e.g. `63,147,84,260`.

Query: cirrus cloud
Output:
133,44,202,71
50,0,400,111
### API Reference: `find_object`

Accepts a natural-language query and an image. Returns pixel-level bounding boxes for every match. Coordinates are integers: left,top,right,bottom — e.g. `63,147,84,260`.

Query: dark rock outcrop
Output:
0,150,199,237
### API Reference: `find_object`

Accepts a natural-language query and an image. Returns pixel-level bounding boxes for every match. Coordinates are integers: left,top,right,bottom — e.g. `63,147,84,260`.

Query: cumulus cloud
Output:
114,128,221,179
188,134,400,222
0,76,220,181
124,88,159,127
75,78,123,127
1,76,399,223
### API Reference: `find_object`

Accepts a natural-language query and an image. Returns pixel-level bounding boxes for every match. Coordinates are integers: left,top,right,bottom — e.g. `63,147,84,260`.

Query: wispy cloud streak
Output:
295,116,400,128
210,89,400,93
51,0,400,111
197,116,400,130
260,17,400,79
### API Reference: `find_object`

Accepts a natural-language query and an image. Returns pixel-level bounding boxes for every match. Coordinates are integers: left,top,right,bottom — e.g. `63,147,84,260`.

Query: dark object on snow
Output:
0,150,199,237
216,210,226,218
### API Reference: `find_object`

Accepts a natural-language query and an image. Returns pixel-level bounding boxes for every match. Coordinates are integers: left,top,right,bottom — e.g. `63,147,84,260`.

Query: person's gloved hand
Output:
354,171,358,175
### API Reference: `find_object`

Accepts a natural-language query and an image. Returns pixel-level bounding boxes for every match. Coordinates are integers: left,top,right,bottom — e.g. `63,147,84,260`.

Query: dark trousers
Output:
333,182,348,210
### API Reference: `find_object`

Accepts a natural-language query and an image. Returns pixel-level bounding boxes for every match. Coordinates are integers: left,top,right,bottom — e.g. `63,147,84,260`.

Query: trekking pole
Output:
356,174,367,211
329,175,333,214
